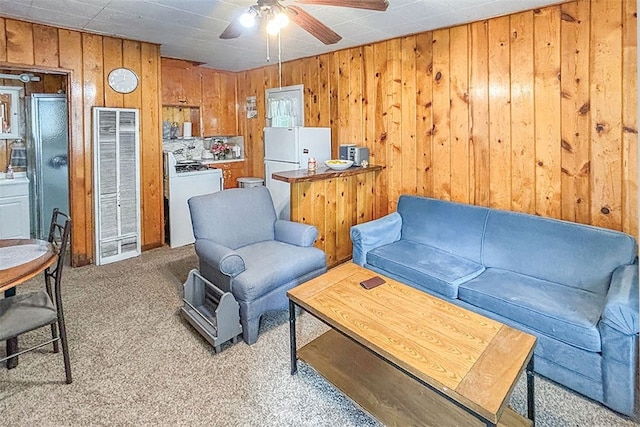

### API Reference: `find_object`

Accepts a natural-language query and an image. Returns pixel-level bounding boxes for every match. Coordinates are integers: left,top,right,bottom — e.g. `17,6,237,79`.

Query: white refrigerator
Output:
264,127,331,220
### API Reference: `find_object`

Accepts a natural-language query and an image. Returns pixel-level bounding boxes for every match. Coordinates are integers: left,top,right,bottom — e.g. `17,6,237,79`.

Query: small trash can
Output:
237,177,264,188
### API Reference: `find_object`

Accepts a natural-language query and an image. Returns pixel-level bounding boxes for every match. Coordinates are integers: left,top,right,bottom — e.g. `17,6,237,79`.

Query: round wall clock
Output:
108,67,139,94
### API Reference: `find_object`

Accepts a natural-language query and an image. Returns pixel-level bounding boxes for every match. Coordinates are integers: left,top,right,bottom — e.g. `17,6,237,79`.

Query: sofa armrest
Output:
600,264,639,335
194,238,245,277
350,212,402,266
274,220,318,247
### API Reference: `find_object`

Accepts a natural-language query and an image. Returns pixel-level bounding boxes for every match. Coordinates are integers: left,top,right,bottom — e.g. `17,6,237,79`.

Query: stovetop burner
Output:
175,161,208,173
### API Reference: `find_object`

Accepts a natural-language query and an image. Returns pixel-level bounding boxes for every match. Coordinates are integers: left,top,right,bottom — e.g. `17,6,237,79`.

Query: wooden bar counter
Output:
273,165,383,268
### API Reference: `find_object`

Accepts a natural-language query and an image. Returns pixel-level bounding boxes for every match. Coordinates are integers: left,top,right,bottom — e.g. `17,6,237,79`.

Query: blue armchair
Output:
188,186,327,345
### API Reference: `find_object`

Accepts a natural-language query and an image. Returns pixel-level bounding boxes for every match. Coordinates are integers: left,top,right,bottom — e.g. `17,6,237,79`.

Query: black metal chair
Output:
0,208,72,383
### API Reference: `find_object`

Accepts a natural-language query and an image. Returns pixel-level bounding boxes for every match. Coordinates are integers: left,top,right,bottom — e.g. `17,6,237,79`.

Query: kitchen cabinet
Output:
161,59,202,106
201,69,237,135
211,161,245,189
0,177,30,238
93,107,141,265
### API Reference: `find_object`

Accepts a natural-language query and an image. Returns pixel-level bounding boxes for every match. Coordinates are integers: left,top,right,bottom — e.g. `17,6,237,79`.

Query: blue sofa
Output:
351,195,638,416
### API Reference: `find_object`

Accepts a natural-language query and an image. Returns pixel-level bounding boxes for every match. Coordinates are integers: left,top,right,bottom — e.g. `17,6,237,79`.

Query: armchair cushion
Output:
233,240,326,302
274,220,318,247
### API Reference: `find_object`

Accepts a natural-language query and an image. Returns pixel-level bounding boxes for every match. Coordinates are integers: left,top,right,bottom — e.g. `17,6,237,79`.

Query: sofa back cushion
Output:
482,210,637,295
189,186,276,250
397,195,489,263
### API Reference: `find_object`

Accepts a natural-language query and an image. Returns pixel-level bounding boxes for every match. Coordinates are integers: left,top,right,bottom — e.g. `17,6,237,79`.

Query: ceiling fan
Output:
220,0,389,45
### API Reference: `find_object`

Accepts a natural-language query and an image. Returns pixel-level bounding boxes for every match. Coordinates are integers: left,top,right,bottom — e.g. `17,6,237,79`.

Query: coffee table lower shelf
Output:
298,329,532,427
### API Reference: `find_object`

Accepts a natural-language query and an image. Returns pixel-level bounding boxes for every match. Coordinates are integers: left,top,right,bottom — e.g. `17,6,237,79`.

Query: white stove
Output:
164,151,223,248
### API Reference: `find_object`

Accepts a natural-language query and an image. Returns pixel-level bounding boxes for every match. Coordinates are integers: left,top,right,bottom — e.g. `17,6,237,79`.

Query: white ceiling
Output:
0,0,564,72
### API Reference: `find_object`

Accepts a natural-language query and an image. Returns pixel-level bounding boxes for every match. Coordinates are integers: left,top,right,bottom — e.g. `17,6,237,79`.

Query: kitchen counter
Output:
272,165,383,183
273,164,383,268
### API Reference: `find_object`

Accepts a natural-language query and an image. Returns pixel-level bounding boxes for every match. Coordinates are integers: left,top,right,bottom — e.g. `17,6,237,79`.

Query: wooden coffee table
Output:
287,263,536,427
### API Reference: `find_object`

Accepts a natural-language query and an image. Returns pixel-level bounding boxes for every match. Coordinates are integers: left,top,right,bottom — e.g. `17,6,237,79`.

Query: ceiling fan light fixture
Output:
239,9,257,28
273,11,289,28
266,18,281,35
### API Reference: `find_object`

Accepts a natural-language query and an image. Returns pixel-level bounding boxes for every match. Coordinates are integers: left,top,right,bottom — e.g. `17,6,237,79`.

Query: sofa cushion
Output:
459,268,606,352
232,240,326,302
366,240,485,298
482,209,637,295
397,195,489,263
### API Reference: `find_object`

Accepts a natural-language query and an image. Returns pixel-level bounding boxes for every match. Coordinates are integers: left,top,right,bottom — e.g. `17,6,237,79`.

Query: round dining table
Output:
0,238,58,368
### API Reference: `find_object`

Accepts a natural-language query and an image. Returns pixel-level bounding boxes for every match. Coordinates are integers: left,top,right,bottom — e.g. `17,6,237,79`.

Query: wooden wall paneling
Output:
42,73,65,93
431,29,451,201
469,21,490,207
348,47,363,146
32,24,59,67
622,0,638,237
6,20,34,65
336,49,351,145
140,42,163,249
533,7,562,219
415,32,433,199
81,33,103,263
335,176,356,263
317,54,330,129
589,0,622,229
0,19,6,62
488,16,512,210
372,42,389,218
58,28,88,266
560,1,591,224
449,26,470,204
401,36,417,197
362,45,376,155
328,53,340,158
386,38,403,211
356,170,375,224
302,56,319,127
510,11,536,215
103,37,124,107
322,178,337,267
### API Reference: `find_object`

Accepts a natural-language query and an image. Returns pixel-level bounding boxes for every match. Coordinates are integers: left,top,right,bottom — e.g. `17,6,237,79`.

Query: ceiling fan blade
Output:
220,19,244,39
285,5,342,45
295,0,389,12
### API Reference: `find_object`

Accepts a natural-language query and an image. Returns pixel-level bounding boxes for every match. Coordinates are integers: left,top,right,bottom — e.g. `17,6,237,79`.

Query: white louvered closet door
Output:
93,107,141,265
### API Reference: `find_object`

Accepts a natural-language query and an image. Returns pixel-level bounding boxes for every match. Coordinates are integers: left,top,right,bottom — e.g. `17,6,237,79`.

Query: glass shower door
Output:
30,94,69,239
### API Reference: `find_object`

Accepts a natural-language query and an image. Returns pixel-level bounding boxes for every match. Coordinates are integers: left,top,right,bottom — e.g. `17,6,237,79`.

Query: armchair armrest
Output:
601,264,639,335
194,238,245,278
350,212,402,266
274,220,318,247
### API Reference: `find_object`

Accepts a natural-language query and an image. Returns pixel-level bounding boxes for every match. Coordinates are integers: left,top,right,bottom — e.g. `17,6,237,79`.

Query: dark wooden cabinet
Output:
211,161,245,189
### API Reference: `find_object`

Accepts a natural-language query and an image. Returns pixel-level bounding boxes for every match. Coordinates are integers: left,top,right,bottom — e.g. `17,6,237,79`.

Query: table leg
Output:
526,357,535,425
289,299,298,375
4,287,18,369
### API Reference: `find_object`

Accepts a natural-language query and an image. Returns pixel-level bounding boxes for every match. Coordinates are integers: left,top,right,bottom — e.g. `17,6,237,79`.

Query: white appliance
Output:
164,151,223,248
264,127,331,220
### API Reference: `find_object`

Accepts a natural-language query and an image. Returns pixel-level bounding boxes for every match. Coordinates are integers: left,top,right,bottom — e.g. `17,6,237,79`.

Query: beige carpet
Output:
0,245,638,426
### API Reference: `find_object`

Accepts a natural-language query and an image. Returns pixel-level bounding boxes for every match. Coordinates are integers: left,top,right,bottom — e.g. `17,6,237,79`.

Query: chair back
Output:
189,186,277,250
46,208,71,299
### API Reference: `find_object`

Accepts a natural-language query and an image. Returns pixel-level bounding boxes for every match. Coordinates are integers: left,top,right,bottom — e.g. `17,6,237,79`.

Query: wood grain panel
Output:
6,19,34,65
372,42,389,219
401,36,417,196
510,11,536,214
415,32,433,198
103,37,124,108
140,42,162,249
0,19,6,62
32,24,59,67
449,26,470,204
590,0,623,229
58,28,88,265
622,0,638,237
534,7,562,218
560,1,591,224
431,29,451,201
488,16,512,210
